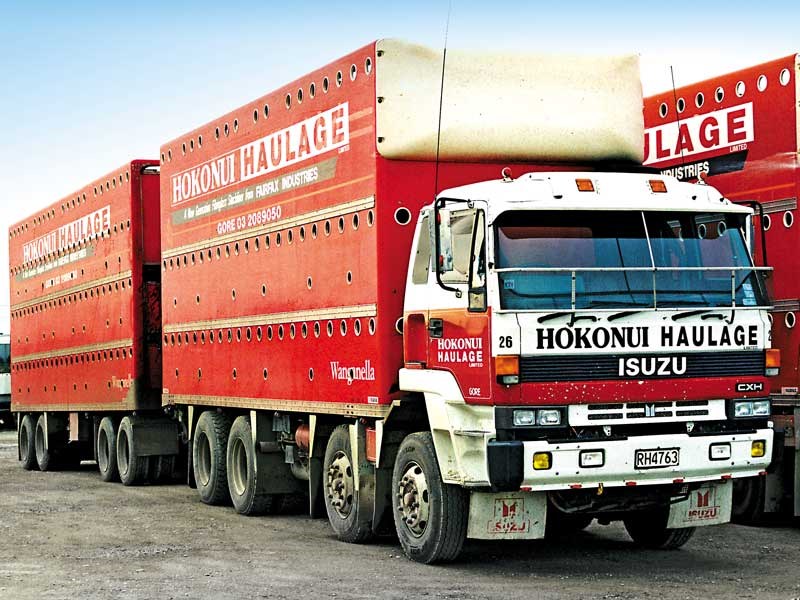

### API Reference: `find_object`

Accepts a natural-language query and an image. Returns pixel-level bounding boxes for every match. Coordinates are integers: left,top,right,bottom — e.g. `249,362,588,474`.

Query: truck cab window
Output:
412,215,431,284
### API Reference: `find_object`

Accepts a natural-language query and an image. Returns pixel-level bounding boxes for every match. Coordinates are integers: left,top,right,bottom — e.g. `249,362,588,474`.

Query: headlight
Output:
513,410,536,426
709,443,731,460
511,408,564,427
579,450,604,468
733,400,770,418
753,400,771,416
537,409,562,426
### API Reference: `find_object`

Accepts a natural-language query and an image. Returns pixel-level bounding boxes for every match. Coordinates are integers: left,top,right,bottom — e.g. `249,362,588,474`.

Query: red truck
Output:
644,54,800,520
10,40,776,563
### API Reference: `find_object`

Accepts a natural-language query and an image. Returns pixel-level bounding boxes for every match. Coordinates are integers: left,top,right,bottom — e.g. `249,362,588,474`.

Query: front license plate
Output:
635,448,680,469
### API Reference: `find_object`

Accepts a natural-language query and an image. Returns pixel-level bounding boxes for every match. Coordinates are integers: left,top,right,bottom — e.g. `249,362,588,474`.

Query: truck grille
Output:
569,399,728,426
519,351,764,383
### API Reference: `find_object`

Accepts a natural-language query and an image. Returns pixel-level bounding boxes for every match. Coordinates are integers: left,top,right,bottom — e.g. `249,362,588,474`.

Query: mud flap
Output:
467,490,546,540
667,481,732,528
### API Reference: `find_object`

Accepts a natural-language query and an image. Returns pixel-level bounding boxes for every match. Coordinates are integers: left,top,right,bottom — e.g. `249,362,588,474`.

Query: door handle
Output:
427,318,443,338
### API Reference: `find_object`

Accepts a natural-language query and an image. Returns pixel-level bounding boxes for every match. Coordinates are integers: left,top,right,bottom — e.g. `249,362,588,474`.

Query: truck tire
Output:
731,476,767,524
97,417,119,482
226,415,277,515
624,510,696,549
323,424,373,543
392,432,468,563
193,411,231,505
150,455,176,483
34,414,56,471
19,414,38,471
117,416,150,486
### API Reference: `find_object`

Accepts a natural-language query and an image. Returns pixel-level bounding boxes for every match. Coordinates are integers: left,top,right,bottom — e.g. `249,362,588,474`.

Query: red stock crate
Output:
8,160,161,413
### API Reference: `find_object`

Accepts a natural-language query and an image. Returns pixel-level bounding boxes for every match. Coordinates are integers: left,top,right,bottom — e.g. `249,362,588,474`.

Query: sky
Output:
1,0,797,332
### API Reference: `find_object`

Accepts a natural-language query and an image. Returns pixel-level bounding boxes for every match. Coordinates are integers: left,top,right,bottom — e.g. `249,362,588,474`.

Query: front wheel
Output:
392,432,468,564
624,509,695,549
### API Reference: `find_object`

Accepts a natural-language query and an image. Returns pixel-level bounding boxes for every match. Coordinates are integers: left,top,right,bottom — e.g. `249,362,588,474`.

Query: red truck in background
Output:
644,54,800,520
9,40,777,563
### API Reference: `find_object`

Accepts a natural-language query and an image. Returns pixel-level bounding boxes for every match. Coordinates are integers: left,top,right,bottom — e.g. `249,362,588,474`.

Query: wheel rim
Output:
20,422,30,462
35,422,45,462
396,461,430,538
98,428,109,472
196,432,212,487
326,450,354,519
230,437,248,497
118,429,130,476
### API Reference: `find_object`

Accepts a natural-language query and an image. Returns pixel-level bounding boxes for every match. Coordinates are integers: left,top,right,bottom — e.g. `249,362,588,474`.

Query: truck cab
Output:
400,170,774,552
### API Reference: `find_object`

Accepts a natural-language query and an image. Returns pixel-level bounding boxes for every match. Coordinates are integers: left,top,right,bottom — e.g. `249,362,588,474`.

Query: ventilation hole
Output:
340,320,347,336
299,226,306,241
231,289,236,300
285,93,292,109
253,108,259,122
254,237,260,251
224,123,230,136
288,229,294,244
786,312,796,329
354,319,362,336
265,235,271,249
312,223,318,238
268,326,274,341
762,214,772,231
198,135,203,147
309,82,316,98
367,210,375,226
735,81,746,97
715,86,725,102
659,102,668,118
757,74,768,92
215,126,220,139
263,368,268,380
323,76,329,92
327,321,333,337
246,328,252,342
278,325,284,340
350,64,357,80
784,211,794,228
264,104,270,118
308,368,314,381
232,368,237,379
394,207,412,225
779,68,791,86
225,245,231,258
236,328,242,342
767,313,774,325
314,322,321,338
233,118,239,132
290,324,296,339
676,97,685,113
307,277,312,289
346,271,353,284
369,318,376,335
352,214,360,230
324,220,331,236
336,71,343,87
338,217,345,233
297,88,303,103
234,242,240,255
218,331,223,343
302,323,308,338
261,284,267,296
365,57,372,74
227,329,233,343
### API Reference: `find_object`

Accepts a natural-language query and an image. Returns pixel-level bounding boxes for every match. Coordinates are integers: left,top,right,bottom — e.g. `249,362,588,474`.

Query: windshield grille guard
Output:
493,265,773,311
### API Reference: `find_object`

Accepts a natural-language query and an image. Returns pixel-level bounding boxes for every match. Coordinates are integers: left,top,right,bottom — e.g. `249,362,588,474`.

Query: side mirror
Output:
437,207,454,274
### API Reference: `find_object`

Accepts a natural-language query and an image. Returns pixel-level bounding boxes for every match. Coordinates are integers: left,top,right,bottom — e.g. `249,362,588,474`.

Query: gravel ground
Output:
0,429,799,600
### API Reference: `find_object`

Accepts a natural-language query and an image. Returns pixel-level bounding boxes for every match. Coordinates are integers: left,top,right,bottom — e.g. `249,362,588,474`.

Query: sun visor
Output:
375,39,644,164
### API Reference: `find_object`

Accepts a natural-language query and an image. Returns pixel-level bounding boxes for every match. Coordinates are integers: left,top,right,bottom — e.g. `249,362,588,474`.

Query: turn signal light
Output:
649,179,668,193
495,355,520,385
575,178,595,192
751,440,766,458
533,452,552,470
766,348,781,376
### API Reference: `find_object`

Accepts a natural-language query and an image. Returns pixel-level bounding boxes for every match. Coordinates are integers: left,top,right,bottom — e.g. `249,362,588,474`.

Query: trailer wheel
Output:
392,432,468,564
226,415,277,515
19,414,38,471
624,510,695,549
34,414,56,471
323,424,372,543
117,416,150,486
193,411,231,505
97,417,119,482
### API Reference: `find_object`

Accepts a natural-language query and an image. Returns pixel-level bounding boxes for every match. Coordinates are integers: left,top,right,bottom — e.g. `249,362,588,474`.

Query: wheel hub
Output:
326,451,354,519
396,461,430,537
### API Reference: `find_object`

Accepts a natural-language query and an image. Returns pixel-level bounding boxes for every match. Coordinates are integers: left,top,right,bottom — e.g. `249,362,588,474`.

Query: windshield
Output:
0,342,9,375
495,210,767,310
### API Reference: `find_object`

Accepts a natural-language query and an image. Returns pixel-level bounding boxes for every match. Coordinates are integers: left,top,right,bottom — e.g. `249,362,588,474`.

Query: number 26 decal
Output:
498,336,513,348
